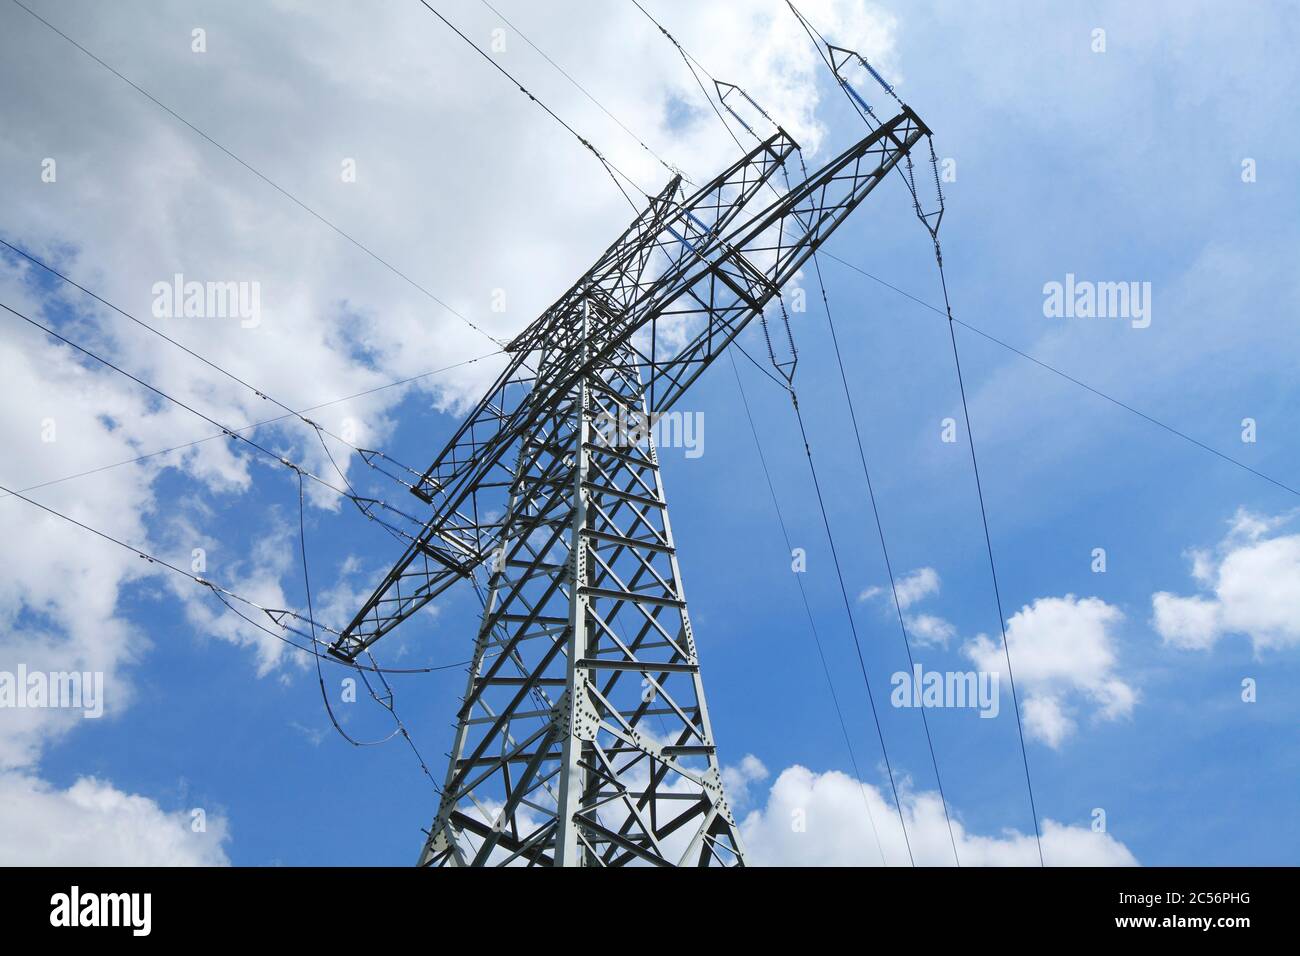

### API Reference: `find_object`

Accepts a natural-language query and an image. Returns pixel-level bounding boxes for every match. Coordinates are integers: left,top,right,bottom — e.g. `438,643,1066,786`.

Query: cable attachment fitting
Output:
759,294,800,388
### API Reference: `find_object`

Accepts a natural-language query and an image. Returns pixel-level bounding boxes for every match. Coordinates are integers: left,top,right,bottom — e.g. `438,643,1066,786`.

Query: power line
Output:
424,0,818,298
474,0,690,185
8,0,506,348
785,0,1285,500
633,2,1038,865
807,243,961,866
773,0,1041,862
0,236,443,512
24,0,1256,865
754,294,916,864
0,294,498,702
629,0,747,156
822,251,1300,499
783,0,935,226
293,467,443,793
13,0,959,861
22,0,1238,527
0,298,420,541
633,0,919,861
299,12,940,863
462,2,807,404
413,0,644,211
786,380,915,865
728,351,888,866
0,350,502,500
0,244,471,548
0,470,463,791
784,0,869,126
930,241,1045,865
0,477,467,676
464,0,909,858
775,136,959,862
500,8,1290,507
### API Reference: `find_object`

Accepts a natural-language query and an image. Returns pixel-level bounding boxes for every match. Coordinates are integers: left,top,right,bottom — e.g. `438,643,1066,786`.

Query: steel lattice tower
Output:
331,107,930,865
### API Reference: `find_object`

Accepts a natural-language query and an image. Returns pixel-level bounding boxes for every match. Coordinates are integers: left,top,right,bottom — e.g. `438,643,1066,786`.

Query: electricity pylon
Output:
331,107,930,866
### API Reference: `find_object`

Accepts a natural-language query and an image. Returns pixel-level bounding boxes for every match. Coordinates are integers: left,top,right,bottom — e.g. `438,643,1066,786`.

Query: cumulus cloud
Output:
964,595,1135,748
0,773,230,865
894,567,940,609
740,764,1137,866
0,306,161,769
861,566,939,609
906,612,956,647
860,566,958,647
436,755,1139,867
0,0,900,862
164,515,309,678
722,753,770,810
1153,508,1300,654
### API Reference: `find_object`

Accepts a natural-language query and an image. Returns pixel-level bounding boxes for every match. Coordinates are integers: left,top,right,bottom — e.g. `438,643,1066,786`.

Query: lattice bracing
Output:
333,108,928,661
420,341,741,865
331,107,931,867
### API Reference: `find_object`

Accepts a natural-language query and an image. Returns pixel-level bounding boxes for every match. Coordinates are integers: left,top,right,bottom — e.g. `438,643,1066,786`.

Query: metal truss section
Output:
419,337,742,866
332,107,928,661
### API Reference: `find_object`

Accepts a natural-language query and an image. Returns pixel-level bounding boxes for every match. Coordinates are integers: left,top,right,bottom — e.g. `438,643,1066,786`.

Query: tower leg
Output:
419,344,744,867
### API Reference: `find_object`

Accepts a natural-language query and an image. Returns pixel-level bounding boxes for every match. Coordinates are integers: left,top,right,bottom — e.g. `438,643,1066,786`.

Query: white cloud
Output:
893,567,941,609
862,565,939,609
1153,509,1300,654
740,764,1137,866
860,566,956,647
0,773,230,865
448,754,1140,866
722,753,769,810
0,0,899,862
1152,593,1220,651
964,595,1135,748
906,612,956,648
1021,695,1073,750
165,516,309,678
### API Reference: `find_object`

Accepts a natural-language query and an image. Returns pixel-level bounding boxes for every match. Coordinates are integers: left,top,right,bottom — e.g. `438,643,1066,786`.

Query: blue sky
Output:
1,0,1298,866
